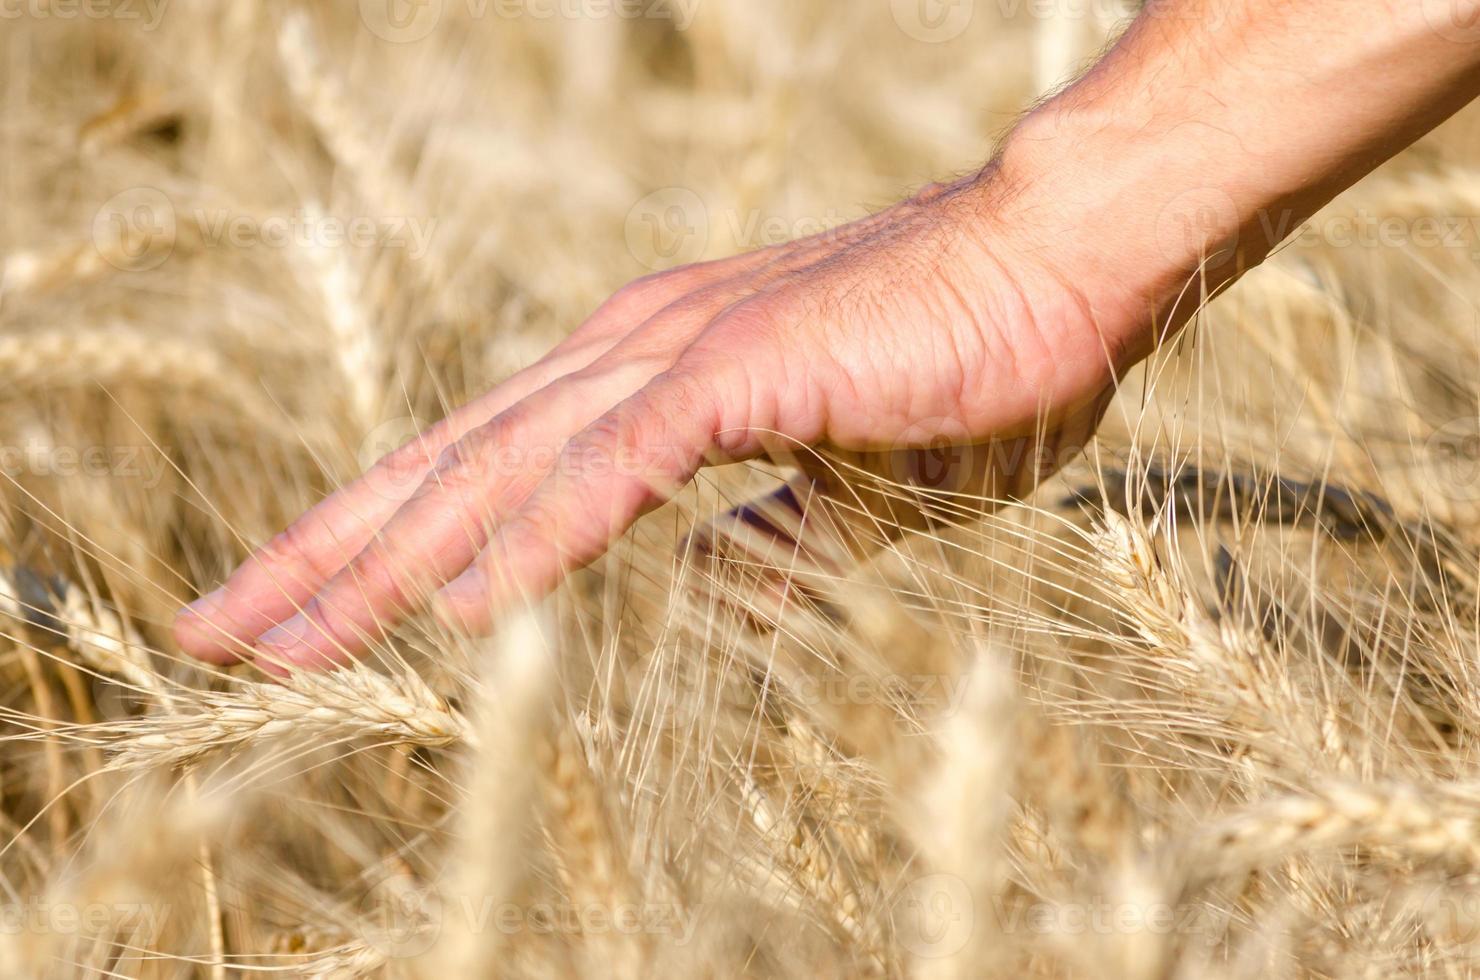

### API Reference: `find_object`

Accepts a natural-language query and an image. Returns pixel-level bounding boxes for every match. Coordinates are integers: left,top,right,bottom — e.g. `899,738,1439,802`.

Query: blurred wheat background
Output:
7,1,1480,976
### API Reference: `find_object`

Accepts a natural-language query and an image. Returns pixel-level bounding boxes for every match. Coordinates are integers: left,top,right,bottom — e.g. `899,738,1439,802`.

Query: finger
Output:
246,286,762,672
686,441,954,632
676,468,961,637
249,359,664,672
685,477,853,630
175,204,892,663
179,213,891,663
172,343,601,663
684,405,1113,630
429,363,739,633
173,270,733,663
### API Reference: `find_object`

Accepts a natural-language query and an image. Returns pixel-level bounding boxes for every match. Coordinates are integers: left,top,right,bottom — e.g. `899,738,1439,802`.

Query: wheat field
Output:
6,2,1480,977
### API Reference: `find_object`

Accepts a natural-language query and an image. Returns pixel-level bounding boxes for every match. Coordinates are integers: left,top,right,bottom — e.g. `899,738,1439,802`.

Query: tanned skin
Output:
176,0,1480,672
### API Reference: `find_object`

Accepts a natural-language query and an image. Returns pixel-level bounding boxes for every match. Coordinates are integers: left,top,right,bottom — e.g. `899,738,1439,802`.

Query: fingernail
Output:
181,588,226,621
255,614,313,654
430,567,488,630
174,589,244,663
441,566,486,603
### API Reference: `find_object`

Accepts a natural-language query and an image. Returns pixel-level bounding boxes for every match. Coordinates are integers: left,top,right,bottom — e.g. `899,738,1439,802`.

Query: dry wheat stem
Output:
1180,779,1480,882
103,667,471,773
9,8,1480,978
1089,509,1351,771
0,328,296,440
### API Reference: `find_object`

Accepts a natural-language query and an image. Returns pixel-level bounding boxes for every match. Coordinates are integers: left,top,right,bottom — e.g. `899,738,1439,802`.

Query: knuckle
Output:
596,270,698,324
667,345,750,439
302,594,376,656
647,284,729,326
597,277,661,320
431,434,482,476
426,434,506,505
574,410,631,457
499,510,552,560
427,403,561,512
517,496,604,561
701,297,789,364
651,366,713,416
376,435,439,487
261,519,338,581
345,550,407,609
431,403,529,481
629,378,715,476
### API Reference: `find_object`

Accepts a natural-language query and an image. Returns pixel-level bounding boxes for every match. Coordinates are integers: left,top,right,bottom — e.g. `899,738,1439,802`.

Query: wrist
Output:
976,107,1188,363
984,0,1480,352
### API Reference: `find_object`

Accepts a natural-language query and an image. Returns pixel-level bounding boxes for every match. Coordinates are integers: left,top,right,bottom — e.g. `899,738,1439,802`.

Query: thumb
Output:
687,403,1112,628
684,455,983,630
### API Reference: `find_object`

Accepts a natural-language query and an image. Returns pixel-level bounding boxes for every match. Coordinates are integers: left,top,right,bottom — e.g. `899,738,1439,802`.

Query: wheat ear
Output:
1180,778,1480,883
104,667,471,773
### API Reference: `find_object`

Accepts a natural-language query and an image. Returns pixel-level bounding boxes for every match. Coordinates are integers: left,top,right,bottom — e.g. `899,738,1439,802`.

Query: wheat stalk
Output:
1089,509,1351,772
295,942,389,979
909,653,1017,980
1180,778,1480,883
0,327,297,439
293,202,383,432
104,666,471,773
11,8,1480,979
416,611,555,976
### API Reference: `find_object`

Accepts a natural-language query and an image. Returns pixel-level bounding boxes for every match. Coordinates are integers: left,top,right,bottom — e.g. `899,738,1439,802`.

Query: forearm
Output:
991,0,1480,342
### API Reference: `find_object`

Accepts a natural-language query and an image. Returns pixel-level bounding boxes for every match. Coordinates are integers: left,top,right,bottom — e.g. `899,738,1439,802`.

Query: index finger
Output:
172,346,605,663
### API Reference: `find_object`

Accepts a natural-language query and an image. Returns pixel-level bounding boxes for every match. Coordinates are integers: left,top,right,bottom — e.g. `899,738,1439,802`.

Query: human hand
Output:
173,0,1480,674
171,168,1144,672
